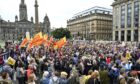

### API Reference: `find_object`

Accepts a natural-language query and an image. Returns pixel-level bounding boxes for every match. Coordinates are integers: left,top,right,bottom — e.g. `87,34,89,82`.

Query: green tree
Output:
51,28,71,39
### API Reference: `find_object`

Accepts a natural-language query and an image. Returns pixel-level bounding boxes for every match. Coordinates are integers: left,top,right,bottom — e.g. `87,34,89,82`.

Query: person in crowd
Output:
40,71,50,84
41,58,49,72
1,40,140,84
108,64,120,84
16,61,25,84
118,68,127,84
49,71,60,84
83,70,93,83
67,66,80,84
59,71,68,84
130,71,140,84
3,62,15,80
84,59,92,75
29,58,37,71
28,73,36,84
85,71,101,84
125,61,133,71
99,68,110,84
0,72,12,84
77,60,84,75
135,59,140,79
127,77,136,84
27,65,34,79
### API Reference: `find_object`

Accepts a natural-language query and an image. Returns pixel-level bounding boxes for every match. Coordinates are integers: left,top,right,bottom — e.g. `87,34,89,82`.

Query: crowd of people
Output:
0,41,140,84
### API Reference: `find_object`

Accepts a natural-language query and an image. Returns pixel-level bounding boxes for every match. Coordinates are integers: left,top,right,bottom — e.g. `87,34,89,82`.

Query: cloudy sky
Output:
0,0,114,28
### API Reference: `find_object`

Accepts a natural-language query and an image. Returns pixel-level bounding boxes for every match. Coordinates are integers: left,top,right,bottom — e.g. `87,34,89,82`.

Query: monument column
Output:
34,0,39,33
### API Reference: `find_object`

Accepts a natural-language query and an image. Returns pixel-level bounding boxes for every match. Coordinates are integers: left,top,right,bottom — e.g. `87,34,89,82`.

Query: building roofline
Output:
68,6,112,21
74,6,112,17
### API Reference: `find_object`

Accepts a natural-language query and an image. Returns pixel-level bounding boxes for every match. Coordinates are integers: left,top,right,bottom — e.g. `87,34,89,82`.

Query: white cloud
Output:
0,0,114,28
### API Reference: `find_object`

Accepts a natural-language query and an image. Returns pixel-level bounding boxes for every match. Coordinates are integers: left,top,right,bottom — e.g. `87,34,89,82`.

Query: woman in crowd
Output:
85,71,101,84
40,71,50,84
16,61,25,84
59,71,68,84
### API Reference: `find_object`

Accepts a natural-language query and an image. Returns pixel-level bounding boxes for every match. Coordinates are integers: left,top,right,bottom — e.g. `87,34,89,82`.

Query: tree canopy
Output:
51,28,71,39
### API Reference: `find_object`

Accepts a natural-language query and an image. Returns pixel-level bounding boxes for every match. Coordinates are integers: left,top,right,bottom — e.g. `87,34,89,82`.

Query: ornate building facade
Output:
67,6,112,40
112,0,140,42
0,0,50,42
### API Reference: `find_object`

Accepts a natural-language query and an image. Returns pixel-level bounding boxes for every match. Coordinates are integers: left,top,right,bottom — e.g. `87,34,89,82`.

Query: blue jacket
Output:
40,77,50,84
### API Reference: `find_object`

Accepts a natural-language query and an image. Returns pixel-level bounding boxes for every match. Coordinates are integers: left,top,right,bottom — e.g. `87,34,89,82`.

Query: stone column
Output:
113,31,115,41
119,30,121,41
34,0,39,33
131,30,134,41
113,7,116,41
125,30,127,42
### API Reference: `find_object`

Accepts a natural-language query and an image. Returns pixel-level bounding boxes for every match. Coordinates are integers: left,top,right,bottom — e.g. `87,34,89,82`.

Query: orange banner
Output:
54,37,66,49
20,38,28,48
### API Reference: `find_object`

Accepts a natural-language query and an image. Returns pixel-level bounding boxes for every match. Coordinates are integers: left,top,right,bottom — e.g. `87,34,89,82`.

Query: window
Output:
115,31,118,41
134,30,138,41
121,5,125,28
127,30,131,41
121,31,124,41
134,1,139,27
127,3,132,28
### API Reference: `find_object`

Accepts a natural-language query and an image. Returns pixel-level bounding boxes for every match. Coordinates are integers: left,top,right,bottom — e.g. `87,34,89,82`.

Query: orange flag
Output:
20,38,28,48
55,37,66,49
34,38,44,46
27,38,34,50
30,32,43,46
34,32,43,39
44,41,51,47
49,36,53,43
43,34,48,44
27,32,43,50
58,37,66,48
44,34,48,41
43,34,49,47
45,36,53,47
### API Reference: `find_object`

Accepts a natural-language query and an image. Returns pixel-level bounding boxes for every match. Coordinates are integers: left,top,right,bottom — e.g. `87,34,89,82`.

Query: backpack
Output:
52,77,59,84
